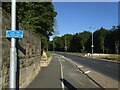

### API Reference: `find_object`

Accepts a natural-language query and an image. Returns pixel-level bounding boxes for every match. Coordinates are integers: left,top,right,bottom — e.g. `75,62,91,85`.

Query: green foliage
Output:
16,2,57,38
103,55,120,62
79,31,91,52
70,33,81,52
61,34,73,51
2,2,11,13
2,2,57,51
49,26,120,54
94,27,109,53
48,41,53,51
70,32,91,53
53,36,64,51
105,26,120,54
46,51,52,57
36,34,48,51
104,30,115,53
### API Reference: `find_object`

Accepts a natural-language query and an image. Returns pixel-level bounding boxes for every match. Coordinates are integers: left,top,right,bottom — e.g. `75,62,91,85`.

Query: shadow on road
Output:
60,78,77,90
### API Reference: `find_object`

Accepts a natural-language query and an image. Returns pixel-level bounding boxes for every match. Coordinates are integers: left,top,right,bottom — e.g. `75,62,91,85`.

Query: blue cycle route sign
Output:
6,30,23,38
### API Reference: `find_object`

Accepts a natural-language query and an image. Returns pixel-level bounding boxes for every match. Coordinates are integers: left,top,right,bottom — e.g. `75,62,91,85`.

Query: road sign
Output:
6,30,23,38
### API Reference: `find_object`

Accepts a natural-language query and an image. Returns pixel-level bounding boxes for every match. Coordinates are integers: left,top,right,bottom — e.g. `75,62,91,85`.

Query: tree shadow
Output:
60,78,77,90
17,43,26,55
16,38,20,90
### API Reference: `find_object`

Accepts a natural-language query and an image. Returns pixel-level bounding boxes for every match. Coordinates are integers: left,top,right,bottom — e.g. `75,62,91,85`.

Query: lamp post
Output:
53,38,54,52
90,27,94,57
64,36,67,52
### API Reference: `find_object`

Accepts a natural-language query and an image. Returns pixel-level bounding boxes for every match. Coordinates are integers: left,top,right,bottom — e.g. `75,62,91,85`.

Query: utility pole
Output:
10,0,17,88
92,29,94,56
64,36,67,52
53,39,54,52
90,27,94,57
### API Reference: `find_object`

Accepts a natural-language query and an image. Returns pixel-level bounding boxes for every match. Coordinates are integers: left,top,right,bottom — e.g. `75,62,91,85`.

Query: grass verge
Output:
103,55,120,62
46,51,52,57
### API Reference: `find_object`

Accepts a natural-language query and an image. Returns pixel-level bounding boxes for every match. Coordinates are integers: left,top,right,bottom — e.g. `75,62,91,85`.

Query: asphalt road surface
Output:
27,54,101,89
56,52,120,82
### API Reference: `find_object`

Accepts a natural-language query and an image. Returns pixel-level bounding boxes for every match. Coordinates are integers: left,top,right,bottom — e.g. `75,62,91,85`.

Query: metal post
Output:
92,28,94,57
92,31,94,57
65,37,67,52
90,27,94,57
53,39,54,52
10,0,17,88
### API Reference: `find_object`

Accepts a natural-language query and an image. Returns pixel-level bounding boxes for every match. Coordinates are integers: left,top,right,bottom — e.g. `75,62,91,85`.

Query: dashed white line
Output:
58,57,65,90
77,65,83,68
84,70,91,74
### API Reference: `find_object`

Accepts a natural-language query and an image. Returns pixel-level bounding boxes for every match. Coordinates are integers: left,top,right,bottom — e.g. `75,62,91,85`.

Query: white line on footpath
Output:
58,56,65,90
77,65,83,68
84,70,91,74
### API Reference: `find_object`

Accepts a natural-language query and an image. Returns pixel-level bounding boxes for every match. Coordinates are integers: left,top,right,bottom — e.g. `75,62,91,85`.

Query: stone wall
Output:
1,7,42,89
19,57,41,88
0,5,2,90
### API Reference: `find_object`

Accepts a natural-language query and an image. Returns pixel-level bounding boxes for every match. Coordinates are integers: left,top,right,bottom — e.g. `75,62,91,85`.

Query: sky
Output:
50,2,118,40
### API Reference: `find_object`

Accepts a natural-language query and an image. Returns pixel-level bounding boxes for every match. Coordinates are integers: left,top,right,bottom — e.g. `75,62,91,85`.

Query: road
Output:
27,54,101,89
56,52,119,82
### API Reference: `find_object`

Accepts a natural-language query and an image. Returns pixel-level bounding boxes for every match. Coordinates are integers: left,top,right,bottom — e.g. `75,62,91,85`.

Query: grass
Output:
46,51,52,57
75,52,86,56
67,52,120,62
67,52,86,56
103,55,120,62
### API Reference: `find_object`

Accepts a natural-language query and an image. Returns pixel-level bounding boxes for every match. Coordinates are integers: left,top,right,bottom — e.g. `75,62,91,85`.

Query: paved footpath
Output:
27,55,62,88
27,54,101,89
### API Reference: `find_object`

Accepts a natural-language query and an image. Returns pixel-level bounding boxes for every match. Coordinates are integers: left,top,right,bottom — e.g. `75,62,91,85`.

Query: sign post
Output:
7,0,16,88
10,0,17,88
6,0,23,88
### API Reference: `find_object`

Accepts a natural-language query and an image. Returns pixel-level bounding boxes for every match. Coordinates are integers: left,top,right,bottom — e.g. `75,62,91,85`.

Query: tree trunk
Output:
115,41,119,54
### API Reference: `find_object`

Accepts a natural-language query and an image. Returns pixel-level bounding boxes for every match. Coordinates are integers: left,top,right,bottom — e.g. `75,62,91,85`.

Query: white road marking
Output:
77,65,83,68
84,70,91,74
58,57,65,90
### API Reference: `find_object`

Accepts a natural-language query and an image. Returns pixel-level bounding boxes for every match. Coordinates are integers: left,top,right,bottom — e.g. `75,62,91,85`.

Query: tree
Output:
61,34,73,52
16,2,57,38
79,31,91,53
48,41,53,51
104,26,120,54
69,32,91,53
105,30,115,54
2,2,57,51
53,36,64,51
111,26,120,54
70,33,81,52
2,2,11,13
48,27,119,54
94,27,109,53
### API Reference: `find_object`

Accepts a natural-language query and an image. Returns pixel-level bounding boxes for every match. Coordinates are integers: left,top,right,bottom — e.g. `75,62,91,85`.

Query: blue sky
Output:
50,2,118,40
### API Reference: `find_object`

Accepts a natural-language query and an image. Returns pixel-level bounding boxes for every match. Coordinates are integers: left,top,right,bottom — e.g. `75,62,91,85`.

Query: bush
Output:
46,51,52,57
104,55,120,62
